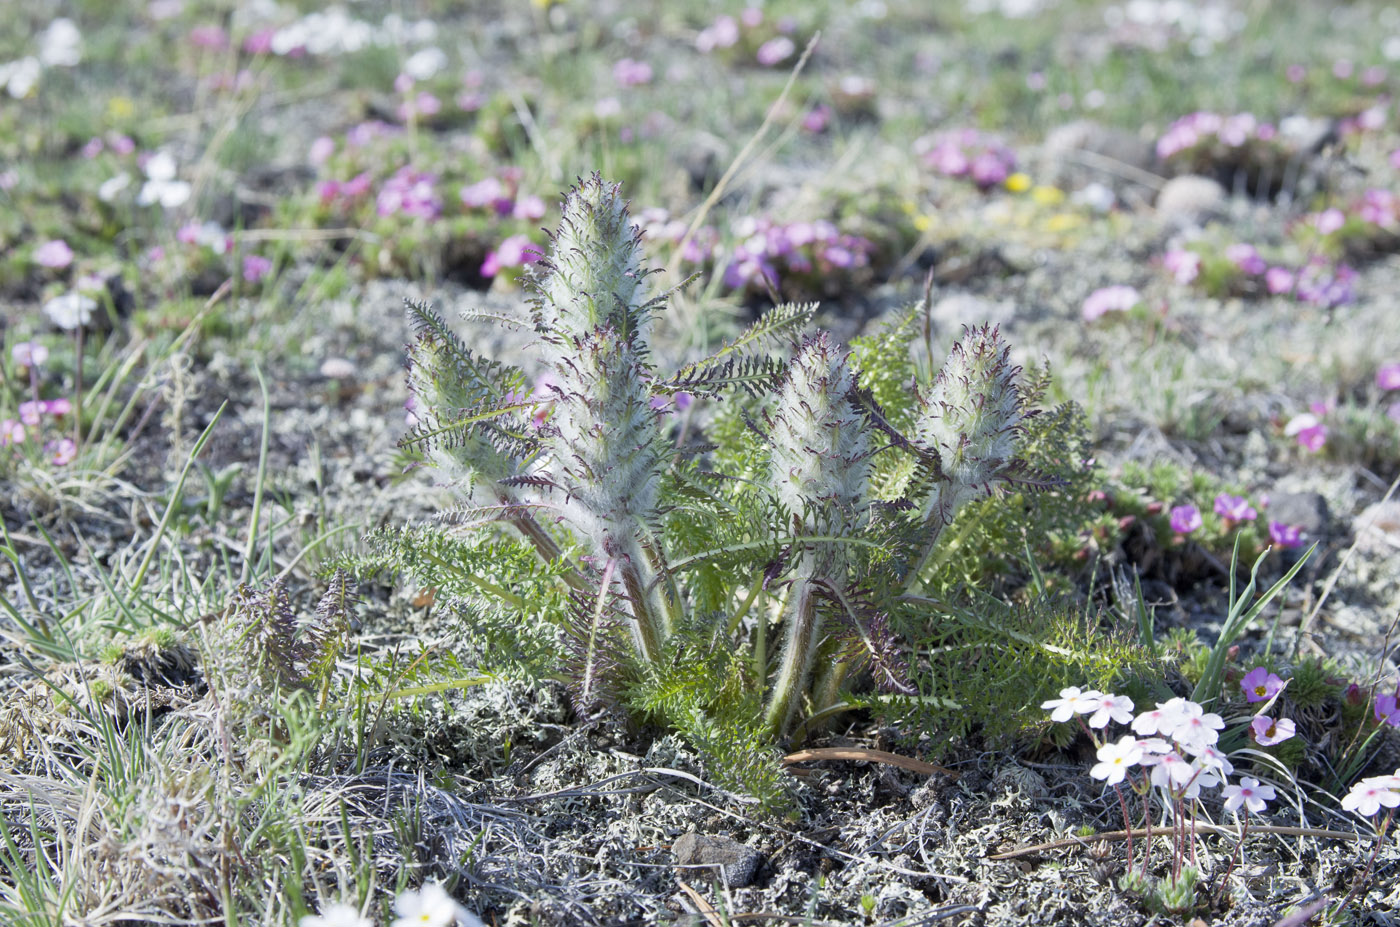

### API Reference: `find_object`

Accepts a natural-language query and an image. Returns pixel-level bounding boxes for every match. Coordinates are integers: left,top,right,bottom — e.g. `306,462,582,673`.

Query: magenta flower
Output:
480,234,540,277
1285,413,1327,451
969,151,1009,188
801,105,831,133
1214,493,1257,522
1376,692,1400,727
11,342,48,368
1377,363,1400,391
243,28,275,55
35,239,74,269
756,36,795,67
1169,504,1202,534
242,254,273,283
1265,266,1295,294
47,438,76,466
1225,243,1266,275
44,398,71,416
1081,285,1142,322
1268,521,1303,548
1241,666,1285,702
1251,715,1295,746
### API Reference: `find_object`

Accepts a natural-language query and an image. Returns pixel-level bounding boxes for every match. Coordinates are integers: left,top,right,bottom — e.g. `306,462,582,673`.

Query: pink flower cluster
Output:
718,216,873,293
1166,241,1356,309
79,132,136,159
1081,284,1142,321
376,166,441,220
480,234,540,278
459,171,546,221
1156,111,1279,161
916,129,1016,189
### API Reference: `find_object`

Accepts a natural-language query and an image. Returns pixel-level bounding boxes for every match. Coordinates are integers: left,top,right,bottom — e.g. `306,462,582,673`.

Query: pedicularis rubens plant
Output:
379,175,1036,807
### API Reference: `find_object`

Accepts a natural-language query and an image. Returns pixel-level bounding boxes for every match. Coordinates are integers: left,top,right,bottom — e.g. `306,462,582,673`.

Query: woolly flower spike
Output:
532,173,655,345
529,176,670,662
771,333,871,542
914,325,1024,528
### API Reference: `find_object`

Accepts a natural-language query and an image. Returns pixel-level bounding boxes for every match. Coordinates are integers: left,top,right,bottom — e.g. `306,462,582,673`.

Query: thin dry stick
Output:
665,33,821,284
987,822,1360,861
675,880,725,927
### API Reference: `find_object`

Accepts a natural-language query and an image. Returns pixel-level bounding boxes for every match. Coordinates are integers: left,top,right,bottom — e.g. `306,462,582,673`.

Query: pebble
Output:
672,831,764,887
1155,174,1228,225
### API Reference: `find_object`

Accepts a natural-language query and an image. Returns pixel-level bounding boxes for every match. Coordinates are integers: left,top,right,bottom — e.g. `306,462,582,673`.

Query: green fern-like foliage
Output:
867,592,1162,754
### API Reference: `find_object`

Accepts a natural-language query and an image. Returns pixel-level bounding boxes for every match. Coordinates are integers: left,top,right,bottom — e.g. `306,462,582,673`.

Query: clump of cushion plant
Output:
378,174,1039,805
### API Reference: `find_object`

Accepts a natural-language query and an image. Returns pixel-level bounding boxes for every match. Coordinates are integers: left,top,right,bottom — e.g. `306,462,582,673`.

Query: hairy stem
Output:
764,579,820,737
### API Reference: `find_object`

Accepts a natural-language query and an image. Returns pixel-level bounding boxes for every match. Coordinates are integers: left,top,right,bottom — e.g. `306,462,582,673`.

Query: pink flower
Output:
189,25,228,49
1169,504,1202,534
1081,285,1142,322
1250,715,1296,746
1377,363,1400,391
243,28,275,55
1214,493,1257,522
512,195,546,221
1389,401,1400,424
695,15,740,53
17,401,43,425
47,438,76,466
81,137,105,159
11,342,48,368
802,105,831,133
1163,249,1200,285
756,36,795,67
1268,521,1303,548
613,58,653,87
1286,64,1307,83
1225,243,1266,275
480,234,540,277
35,239,74,269
1241,667,1286,702
1265,266,1295,295
1,419,24,446
242,254,272,283
1284,413,1327,451
44,398,72,416
460,177,505,209
309,136,335,166
1311,208,1346,236
969,151,1010,188
342,173,372,198
1222,776,1276,813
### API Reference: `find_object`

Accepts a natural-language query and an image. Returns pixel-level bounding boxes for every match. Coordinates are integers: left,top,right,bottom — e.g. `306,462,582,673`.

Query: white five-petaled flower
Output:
43,291,96,330
1222,777,1276,814
300,902,372,927
1131,697,1195,737
1173,709,1225,752
1042,686,1103,723
1341,773,1400,818
1086,693,1135,729
137,151,192,209
1090,735,1143,785
391,882,485,927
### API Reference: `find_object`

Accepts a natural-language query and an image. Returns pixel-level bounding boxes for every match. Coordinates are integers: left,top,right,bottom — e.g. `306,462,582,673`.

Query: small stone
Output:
1155,175,1227,224
320,357,357,379
1354,500,1400,556
672,831,764,887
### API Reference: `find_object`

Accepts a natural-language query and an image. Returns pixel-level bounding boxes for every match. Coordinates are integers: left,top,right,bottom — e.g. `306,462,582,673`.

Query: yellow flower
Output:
1044,212,1083,232
107,96,135,120
912,214,933,232
1004,172,1032,193
1031,185,1065,206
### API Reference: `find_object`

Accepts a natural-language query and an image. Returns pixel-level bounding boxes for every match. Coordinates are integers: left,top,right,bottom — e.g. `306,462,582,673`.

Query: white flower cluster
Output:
1342,773,1400,818
1044,688,1263,807
300,882,484,927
